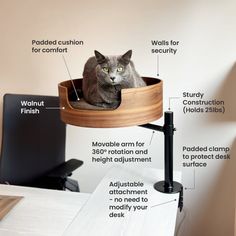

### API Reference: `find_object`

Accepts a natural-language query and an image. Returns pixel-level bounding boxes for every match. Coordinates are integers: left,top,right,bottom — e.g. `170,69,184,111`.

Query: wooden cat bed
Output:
58,77,163,128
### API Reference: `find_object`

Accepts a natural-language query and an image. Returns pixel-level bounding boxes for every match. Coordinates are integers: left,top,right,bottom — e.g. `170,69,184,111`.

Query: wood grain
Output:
0,185,89,235
58,77,163,128
0,195,23,220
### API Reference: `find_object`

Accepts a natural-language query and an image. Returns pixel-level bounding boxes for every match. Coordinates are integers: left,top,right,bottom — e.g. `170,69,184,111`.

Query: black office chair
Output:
0,94,83,191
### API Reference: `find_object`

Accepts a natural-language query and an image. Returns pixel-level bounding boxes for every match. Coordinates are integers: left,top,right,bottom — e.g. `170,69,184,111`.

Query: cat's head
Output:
94,50,132,86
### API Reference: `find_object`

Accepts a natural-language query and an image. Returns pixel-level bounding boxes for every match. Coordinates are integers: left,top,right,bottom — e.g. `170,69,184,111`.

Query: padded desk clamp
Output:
140,111,183,211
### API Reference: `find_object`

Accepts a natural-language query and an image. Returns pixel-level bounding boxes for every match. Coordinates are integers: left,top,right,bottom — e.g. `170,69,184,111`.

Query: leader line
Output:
151,199,177,208
45,107,65,110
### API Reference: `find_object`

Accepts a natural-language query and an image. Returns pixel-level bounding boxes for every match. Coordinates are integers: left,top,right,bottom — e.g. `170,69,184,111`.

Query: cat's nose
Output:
110,77,115,81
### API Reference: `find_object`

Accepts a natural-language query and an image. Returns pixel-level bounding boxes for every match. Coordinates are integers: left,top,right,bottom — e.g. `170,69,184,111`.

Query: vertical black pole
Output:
164,111,174,192
154,111,182,196
140,111,183,210
141,111,183,210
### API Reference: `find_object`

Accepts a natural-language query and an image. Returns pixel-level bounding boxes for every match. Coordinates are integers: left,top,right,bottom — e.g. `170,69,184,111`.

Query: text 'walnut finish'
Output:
58,77,163,128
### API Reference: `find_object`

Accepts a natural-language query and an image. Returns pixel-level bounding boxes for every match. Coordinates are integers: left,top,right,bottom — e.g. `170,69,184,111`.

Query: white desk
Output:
64,166,181,236
0,167,181,236
0,184,90,236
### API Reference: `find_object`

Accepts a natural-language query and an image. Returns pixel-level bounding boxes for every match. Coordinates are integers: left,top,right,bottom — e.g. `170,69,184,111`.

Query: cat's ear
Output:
120,50,132,65
94,50,106,64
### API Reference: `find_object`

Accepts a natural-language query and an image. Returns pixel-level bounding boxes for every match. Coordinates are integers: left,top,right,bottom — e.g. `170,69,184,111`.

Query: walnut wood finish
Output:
0,195,23,220
58,77,163,128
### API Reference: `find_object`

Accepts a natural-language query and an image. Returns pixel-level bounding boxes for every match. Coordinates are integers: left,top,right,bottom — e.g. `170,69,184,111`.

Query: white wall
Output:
0,1,236,235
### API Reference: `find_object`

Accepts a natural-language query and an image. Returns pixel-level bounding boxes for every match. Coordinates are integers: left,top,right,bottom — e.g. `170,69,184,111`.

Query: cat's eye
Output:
102,67,109,73
117,67,123,72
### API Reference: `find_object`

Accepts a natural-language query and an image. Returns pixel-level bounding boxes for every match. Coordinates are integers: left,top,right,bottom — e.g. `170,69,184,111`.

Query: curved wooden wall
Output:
58,77,163,128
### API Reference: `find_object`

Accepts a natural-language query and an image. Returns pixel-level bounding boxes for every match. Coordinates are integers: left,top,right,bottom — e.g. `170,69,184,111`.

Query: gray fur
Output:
82,50,146,108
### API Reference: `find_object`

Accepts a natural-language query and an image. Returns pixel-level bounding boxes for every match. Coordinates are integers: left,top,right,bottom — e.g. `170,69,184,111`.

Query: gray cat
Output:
82,50,146,108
